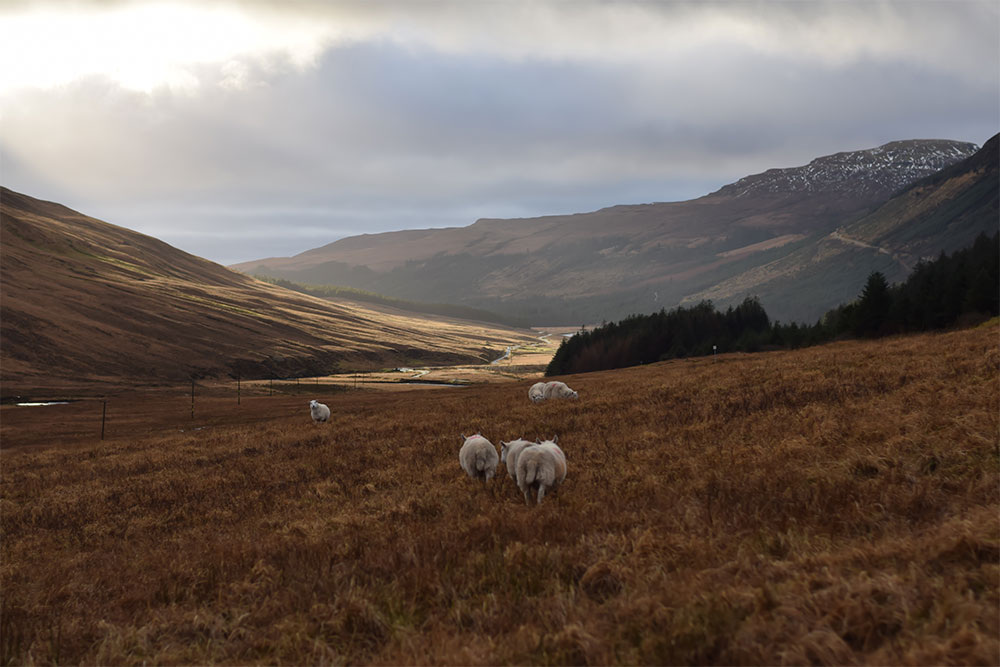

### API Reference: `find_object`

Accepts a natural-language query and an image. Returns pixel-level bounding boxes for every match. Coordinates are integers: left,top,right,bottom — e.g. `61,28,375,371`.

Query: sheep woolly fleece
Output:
528,382,547,402
516,437,567,505
309,400,331,423
459,434,499,482
500,438,534,481
543,381,579,400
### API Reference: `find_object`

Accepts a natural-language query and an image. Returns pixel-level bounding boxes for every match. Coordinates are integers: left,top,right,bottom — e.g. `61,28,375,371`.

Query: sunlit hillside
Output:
0,188,536,399
2,324,997,665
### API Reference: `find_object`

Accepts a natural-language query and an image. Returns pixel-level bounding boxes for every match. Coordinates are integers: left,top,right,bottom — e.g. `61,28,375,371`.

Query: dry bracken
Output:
2,324,998,665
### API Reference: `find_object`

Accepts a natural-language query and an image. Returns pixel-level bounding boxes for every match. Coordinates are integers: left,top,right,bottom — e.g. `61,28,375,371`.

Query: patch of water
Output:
15,401,71,407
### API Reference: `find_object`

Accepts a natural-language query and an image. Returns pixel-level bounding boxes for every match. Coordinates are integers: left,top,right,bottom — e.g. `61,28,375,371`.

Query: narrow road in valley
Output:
491,346,515,365
829,231,913,272
304,331,559,390
491,333,553,365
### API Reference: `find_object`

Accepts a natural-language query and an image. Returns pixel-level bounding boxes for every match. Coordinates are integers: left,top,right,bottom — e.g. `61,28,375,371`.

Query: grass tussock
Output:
2,325,998,665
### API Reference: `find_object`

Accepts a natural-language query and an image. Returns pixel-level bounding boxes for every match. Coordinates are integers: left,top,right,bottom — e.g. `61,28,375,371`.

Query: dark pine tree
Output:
853,271,892,337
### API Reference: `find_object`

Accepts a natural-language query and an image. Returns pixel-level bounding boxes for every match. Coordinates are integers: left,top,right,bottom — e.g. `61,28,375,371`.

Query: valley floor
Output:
1,324,997,665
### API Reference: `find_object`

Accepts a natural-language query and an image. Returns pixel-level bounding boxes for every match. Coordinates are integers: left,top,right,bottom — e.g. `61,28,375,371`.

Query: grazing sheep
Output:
543,381,579,401
459,433,499,483
500,438,534,481
516,436,567,505
528,382,547,403
309,399,331,423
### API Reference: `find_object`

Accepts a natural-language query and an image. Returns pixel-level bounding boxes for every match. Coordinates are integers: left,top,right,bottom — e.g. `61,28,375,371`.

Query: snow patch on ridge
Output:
717,140,978,199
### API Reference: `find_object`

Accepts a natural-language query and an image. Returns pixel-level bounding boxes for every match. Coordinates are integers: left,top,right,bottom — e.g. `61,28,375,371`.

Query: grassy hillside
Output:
0,188,536,398
852,134,998,256
2,323,997,664
252,275,534,329
687,135,999,322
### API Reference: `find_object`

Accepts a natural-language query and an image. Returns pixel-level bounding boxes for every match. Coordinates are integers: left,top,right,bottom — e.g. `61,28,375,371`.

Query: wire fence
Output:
1,374,358,448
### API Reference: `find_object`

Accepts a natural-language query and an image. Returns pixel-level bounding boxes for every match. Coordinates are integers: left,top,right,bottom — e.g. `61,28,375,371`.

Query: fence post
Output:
237,370,241,405
101,400,107,440
191,380,195,419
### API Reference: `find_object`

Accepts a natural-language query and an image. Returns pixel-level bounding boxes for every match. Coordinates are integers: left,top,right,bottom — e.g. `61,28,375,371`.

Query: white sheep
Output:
500,438,534,481
516,436,567,505
309,399,331,423
528,382,547,403
543,381,579,401
459,433,499,483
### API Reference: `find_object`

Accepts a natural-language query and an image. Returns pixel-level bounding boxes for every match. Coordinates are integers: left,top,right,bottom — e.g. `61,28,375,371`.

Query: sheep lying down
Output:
529,381,579,402
516,436,567,505
543,381,578,400
459,433,499,483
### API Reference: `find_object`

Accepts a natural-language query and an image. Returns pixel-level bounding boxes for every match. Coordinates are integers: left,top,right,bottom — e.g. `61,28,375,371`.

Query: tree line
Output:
546,231,998,376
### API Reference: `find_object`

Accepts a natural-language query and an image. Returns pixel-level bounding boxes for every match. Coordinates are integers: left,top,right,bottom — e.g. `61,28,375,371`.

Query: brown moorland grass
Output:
1,324,998,665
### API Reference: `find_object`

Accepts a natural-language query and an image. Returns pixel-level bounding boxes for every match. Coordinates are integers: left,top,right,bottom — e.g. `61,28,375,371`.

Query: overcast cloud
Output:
1,1,997,264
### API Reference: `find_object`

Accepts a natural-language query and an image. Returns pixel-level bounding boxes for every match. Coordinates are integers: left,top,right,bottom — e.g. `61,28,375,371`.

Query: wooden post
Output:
269,378,273,396
191,380,195,419
101,400,107,440
237,370,241,405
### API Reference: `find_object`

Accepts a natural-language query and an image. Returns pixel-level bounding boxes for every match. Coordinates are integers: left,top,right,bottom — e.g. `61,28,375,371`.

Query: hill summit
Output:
715,139,977,198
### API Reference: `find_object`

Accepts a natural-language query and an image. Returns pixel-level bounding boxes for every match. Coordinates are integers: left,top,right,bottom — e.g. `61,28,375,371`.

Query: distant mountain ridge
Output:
683,134,999,315
234,137,990,325
715,139,977,198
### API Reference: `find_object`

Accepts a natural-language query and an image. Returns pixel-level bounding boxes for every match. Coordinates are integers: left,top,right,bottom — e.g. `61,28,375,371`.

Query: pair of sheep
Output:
459,434,567,505
311,378,577,423
528,380,578,403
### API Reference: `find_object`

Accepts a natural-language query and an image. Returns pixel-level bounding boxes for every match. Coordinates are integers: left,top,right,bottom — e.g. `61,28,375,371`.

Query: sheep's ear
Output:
461,433,467,440
552,435,558,444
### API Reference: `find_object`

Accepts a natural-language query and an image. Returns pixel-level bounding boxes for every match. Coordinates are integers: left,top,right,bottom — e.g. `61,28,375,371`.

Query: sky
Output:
1,0,998,266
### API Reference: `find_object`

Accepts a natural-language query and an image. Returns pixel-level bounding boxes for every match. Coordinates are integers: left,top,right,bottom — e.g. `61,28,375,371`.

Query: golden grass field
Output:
1,323,997,665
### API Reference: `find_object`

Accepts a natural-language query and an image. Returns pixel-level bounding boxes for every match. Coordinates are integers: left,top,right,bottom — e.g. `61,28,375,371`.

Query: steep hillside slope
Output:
686,134,999,321
0,188,535,397
235,139,980,324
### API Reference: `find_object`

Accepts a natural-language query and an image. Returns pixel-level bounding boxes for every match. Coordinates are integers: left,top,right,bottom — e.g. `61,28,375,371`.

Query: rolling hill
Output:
683,134,1000,319
0,188,536,398
234,138,990,324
